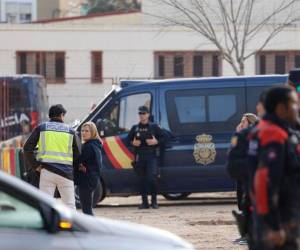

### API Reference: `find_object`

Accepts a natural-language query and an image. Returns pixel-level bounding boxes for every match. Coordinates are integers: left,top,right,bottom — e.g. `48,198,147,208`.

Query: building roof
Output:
32,10,141,24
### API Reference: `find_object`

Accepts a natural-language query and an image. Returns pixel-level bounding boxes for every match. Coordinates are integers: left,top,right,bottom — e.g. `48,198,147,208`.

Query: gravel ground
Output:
91,193,248,250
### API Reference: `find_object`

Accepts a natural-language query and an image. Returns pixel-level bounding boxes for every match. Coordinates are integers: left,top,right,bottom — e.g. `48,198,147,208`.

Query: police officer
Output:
248,86,299,250
128,106,164,209
24,104,80,210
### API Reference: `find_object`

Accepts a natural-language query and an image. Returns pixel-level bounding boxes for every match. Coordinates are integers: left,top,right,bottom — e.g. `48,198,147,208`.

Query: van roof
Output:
0,74,43,79
120,75,288,88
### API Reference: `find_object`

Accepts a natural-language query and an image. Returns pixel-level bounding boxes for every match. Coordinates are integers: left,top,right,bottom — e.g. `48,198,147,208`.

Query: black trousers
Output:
136,154,159,203
78,179,99,216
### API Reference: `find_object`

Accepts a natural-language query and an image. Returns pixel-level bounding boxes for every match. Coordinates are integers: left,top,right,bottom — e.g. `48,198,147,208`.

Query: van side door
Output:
159,81,246,193
92,88,157,194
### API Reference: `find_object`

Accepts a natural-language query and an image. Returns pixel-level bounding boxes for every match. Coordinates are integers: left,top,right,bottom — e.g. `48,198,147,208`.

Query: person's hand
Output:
146,136,158,146
236,123,242,132
132,138,141,147
266,229,286,247
79,164,87,173
36,165,42,172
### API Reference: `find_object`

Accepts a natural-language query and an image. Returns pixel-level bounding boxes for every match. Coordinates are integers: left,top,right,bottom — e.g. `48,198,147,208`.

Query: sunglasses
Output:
138,112,147,115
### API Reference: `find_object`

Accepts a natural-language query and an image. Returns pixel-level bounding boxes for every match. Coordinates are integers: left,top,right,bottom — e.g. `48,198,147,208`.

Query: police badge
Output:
193,134,217,165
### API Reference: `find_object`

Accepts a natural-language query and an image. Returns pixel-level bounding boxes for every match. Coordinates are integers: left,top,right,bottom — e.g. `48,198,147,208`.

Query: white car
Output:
0,171,194,250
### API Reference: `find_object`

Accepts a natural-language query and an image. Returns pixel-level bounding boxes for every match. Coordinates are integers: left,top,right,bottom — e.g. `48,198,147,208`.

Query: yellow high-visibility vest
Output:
36,122,74,166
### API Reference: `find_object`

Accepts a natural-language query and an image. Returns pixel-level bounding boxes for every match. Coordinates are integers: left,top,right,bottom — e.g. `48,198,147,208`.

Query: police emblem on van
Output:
193,134,216,165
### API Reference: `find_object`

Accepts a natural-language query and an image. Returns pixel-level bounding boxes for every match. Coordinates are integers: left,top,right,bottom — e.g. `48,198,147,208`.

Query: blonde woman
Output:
75,122,102,215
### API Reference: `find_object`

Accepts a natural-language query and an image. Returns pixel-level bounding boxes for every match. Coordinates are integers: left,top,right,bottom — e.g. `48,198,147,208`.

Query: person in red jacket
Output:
248,86,299,249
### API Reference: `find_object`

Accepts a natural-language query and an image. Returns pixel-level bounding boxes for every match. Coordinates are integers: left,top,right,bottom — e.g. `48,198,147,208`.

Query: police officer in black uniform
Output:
128,106,164,209
248,86,300,250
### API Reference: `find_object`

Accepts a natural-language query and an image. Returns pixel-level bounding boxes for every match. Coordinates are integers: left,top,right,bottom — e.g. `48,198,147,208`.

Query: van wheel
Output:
163,192,191,200
75,181,105,209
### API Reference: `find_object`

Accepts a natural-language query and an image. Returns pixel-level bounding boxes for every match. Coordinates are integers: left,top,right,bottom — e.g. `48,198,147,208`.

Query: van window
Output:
166,88,244,135
208,95,236,122
175,96,205,123
98,92,152,137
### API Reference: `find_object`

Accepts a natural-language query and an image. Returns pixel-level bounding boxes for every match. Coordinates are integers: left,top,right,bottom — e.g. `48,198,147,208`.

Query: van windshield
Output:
7,79,31,112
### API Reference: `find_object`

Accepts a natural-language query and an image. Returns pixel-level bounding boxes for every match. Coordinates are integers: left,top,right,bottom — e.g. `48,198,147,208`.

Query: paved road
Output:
92,193,247,250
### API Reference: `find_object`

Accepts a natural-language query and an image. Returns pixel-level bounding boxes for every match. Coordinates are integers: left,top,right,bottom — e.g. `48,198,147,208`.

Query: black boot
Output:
139,195,149,209
151,195,159,209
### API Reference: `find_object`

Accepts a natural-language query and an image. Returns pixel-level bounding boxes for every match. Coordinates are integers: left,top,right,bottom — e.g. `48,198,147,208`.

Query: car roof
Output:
120,75,288,90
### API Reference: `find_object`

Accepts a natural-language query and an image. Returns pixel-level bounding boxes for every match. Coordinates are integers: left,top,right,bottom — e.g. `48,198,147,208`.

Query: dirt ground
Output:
93,193,247,250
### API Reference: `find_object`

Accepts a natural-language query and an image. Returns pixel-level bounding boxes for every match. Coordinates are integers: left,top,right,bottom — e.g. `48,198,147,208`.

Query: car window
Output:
0,191,43,229
165,88,244,135
96,92,152,137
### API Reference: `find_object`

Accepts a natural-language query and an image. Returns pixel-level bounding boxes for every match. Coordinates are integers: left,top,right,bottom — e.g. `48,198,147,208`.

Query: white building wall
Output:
0,50,15,73
1,22,300,121
103,50,154,79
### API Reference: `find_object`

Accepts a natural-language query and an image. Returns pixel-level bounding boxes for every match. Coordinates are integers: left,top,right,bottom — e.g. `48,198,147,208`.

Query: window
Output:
119,93,151,131
208,95,236,122
0,191,43,229
259,55,266,75
55,53,65,81
96,93,152,137
175,96,205,123
91,52,102,83
275,55,286,74
257,51,300,74
19,53,27,74
158,56,165,78
16,52,65,83
193,55,203,77
19,13,31,22
166,88,243,135
212,55,219,76
174,56,184,77
295,55,300,68
154,51,221,78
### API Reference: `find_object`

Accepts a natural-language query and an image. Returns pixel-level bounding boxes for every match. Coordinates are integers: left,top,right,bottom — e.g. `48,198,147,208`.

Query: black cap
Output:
288,68,300,86
49,104,67,118
138,106,149,113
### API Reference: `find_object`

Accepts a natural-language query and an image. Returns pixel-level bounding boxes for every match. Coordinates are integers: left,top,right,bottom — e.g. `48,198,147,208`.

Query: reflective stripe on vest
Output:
37,123,74,166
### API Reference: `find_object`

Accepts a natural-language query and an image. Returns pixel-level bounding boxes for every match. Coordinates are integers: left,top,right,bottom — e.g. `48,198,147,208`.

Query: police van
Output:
78,75,287,205
0,75,48,142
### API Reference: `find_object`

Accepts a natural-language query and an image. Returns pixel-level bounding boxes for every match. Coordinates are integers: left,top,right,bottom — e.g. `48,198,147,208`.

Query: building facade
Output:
0,9,300,121
0,0,37,23
37,0,88,21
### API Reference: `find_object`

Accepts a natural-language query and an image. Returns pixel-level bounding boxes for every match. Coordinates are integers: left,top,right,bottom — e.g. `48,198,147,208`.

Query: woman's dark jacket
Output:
74,139,102,188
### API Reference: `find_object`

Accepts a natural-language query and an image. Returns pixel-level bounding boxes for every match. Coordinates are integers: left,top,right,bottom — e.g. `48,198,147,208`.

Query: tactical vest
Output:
36,122,74,166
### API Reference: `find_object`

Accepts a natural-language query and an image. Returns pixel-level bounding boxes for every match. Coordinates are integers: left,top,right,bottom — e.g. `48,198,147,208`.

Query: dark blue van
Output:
0,75,48,142
78,75,287,205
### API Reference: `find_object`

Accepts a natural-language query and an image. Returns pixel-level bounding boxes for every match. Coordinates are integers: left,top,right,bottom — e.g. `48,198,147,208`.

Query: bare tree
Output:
146,0,300,75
